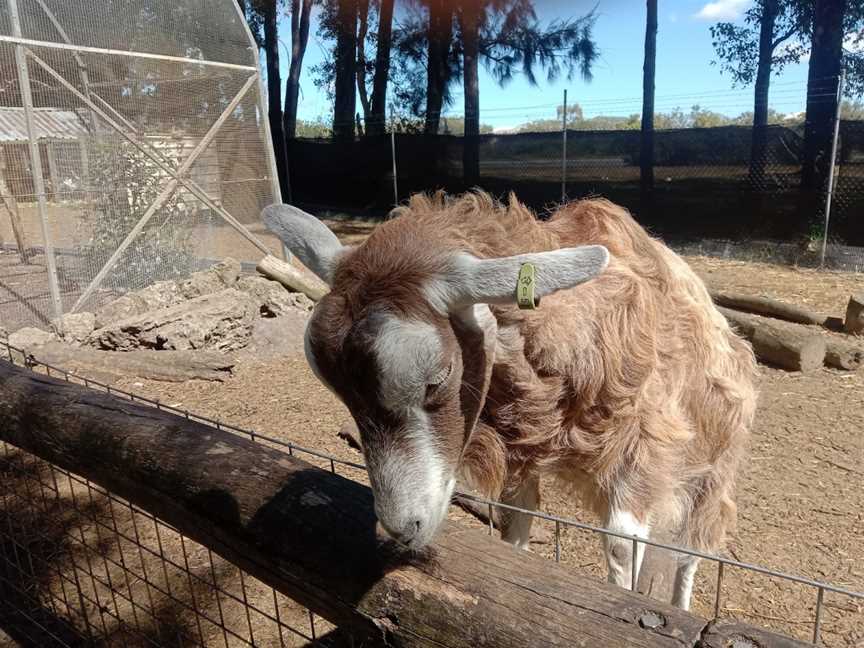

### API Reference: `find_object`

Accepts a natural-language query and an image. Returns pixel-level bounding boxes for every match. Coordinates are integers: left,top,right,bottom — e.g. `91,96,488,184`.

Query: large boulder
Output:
8,326,55,350
93,258,242,328
179,258,242,299
53,312,96,346
88,288,257,352
95,279,184,328
236,275,314,317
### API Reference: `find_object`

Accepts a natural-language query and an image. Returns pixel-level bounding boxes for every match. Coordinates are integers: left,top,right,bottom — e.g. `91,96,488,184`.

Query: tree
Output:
711,1,805,186
641,0,657,203
801,0,845,196
461,1,598,183
425,0,457,134
284,0,315,139
259,0,291,196
333,0,359,139
367,0,395,135
460,0,482,184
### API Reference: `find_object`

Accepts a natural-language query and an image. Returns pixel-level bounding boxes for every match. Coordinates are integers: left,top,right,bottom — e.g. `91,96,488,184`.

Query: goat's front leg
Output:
603,506,651,591
499,474,540,550
671,554,700,610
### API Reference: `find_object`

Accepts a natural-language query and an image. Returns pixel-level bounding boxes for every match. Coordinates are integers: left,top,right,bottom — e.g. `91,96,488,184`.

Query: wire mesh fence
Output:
0,0,284,334
287,80,864,274
1,339,862,647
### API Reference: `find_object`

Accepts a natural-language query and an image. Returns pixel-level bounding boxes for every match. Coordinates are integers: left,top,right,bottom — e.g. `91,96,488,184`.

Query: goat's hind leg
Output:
499,474,540,550
603,507,651,591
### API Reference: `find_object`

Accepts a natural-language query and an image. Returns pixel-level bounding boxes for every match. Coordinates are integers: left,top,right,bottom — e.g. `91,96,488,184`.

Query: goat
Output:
263,191,758,610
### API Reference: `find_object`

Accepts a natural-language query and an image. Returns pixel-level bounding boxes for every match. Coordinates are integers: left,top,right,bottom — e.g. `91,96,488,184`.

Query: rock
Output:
95,280,183,328
88,288,257,352
0,326,7,341
53,312,96,346
179,258,241,299
8,326,56,350
236,275,314,317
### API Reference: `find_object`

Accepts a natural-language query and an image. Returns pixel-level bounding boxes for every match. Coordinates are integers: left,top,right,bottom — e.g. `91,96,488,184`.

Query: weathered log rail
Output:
0,361,814,647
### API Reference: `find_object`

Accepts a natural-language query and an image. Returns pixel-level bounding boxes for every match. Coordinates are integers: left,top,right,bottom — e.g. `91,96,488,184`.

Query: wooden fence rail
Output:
0,361,810,648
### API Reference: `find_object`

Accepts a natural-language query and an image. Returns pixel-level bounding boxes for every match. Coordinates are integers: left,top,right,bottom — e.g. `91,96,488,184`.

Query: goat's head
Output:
264,204,609,548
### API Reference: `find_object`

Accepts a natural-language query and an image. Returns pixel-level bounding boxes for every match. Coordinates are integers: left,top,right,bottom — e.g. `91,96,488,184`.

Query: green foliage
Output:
82,143,196,290
514,103,799,133
710,1,806,88
438,117,494,135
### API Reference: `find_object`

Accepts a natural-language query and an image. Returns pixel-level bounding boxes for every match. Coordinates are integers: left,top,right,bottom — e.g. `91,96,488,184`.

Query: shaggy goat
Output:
263,192,758,610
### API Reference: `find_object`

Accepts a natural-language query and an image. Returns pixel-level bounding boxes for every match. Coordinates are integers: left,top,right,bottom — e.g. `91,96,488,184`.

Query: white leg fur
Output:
500,475,540,551
671,554,700,611
603,509,650,591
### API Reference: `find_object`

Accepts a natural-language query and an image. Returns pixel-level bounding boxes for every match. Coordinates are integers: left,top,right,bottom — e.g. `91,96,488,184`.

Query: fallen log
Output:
824,336,864,371
257,254,329,302
27,342,235,383
0,361,812,648
844,293,864,335
710,290,829,327
718,307,826,373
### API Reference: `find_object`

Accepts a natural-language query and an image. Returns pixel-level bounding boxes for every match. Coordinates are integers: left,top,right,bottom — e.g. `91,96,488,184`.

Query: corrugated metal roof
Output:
0,108,88,143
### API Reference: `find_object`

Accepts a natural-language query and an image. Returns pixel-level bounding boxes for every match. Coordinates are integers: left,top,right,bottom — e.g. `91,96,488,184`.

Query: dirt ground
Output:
95,217,864,647
3,213,862,645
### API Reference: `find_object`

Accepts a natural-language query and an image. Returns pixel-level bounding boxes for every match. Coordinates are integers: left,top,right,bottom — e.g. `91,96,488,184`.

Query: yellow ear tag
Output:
516,263,539,310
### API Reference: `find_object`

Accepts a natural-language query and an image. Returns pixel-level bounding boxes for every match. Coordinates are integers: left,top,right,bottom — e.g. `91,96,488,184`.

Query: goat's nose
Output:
381,518,422,545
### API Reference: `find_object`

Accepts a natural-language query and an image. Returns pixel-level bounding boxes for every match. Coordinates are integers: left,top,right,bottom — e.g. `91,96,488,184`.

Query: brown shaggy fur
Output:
380,191,760,552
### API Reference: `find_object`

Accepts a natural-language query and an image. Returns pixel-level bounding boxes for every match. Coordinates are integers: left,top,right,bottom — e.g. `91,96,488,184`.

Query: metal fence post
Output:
8,0,64,321
391,115,399,206
820,70,845,268
561,88,568,203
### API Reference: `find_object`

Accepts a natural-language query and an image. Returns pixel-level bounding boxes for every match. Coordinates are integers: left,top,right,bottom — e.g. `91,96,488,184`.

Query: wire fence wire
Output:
290,78,864,274
0,0,284,334
1,339,863,647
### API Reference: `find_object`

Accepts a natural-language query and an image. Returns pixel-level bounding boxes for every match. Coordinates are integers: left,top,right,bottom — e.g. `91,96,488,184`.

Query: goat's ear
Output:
445,245,610,308
261,204,345,284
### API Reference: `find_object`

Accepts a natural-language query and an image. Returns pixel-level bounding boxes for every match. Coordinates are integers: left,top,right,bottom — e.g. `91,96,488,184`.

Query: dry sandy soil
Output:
102,218,864,647
2,214,862,646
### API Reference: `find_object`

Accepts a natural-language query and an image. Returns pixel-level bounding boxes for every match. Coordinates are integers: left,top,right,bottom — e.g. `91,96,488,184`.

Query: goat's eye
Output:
426,362,453,393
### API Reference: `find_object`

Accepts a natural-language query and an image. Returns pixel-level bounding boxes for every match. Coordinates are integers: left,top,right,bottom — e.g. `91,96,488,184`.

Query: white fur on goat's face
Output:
264,203,610,549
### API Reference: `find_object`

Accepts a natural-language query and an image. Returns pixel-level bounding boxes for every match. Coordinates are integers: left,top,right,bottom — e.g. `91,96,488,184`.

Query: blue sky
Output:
276,0,812,130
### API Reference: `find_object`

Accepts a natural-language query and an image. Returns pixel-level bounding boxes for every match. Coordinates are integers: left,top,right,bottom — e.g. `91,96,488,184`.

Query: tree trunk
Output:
425,0,454,135
0,363,809,648
263,0,290,196
709,289,830,327
461,1,481,186
844,293,864,334
749,0,779,188
333,0,359,141
801,0,845,233
284,0,313,140
640,0,657,208
356,0,372,123
718,307,827,373
366,0,394,136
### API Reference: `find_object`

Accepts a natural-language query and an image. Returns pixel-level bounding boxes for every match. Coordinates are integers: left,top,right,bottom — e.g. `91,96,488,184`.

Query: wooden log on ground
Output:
844,293,864,335
824,336,864,371
718,307,826,373
27,342,235,383
0,362,812,648
257,254,329,302
710,290,829,327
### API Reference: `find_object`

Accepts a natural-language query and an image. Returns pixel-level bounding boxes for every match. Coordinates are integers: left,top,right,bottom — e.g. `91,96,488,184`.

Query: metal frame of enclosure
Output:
0,0,281,331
